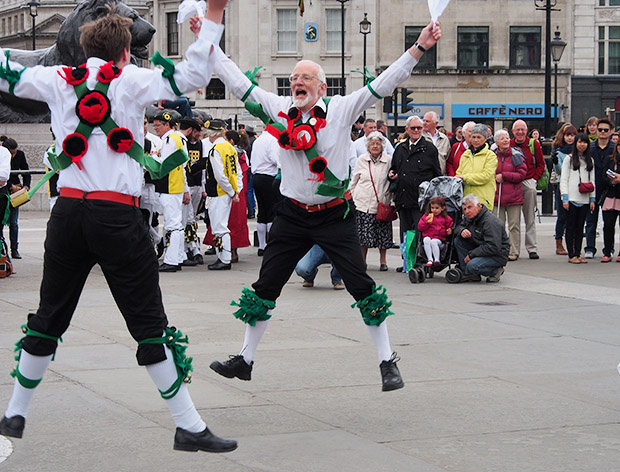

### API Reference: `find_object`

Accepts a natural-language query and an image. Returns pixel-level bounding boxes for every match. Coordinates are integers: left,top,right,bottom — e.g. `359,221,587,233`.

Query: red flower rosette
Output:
310,107,326,130
76,90,111,127
308,156,328,182
266,124,293,150
287,107,301,121
107,127,134,153
62,133,88,169
97,61,122,84
290,124,317,151
58,64,89,85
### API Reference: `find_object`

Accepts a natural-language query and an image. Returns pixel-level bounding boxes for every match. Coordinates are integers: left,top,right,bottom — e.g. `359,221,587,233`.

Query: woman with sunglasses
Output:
600,140,620,262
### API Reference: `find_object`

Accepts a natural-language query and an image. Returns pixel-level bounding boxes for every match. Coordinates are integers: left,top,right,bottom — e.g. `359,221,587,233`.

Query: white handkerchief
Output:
177,0,206,24
427,0,451,23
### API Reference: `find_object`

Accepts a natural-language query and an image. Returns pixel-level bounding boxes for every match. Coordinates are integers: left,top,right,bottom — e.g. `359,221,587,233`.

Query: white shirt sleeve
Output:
0,147,10,183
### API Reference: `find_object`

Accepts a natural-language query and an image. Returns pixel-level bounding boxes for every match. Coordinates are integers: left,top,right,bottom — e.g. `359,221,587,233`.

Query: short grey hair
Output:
406,115,422,127
494,129,510,143
365,131,385,150
424,111,439,123
205,128,223,138
462,193,480,206
293,60,326,84
462,121,476,134
471,123,488,139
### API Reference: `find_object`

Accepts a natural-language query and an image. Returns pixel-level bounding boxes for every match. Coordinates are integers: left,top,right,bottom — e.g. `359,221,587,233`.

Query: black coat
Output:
389,136,441,209
454,205,510,265
8,149,30,189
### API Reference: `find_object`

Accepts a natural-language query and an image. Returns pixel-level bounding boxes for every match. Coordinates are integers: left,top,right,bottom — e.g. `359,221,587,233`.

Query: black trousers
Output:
565,203,588,259
602,209,620,257
397,206,421,244
252,173,276,224
22,197,168,365
253,198,375,302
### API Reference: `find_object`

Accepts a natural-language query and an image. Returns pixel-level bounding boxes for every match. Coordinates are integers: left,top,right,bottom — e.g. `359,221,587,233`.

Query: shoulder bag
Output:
369,161,397,222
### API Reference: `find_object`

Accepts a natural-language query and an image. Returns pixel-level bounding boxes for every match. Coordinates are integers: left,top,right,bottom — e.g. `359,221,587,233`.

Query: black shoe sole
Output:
173,441,238,453
209,361,251,381
382,380,405,392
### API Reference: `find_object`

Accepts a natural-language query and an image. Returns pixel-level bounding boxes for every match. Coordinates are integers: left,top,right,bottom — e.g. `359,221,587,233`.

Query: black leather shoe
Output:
461,274,482,282
193,254,204,265
529,252,540,260
257,249,264,256
208,260,231,270
0,415,25,438
181,258,198,267
380,353,404,392
205,247,216,255
159,263,179,272
10,249,21,259
210,355,252,380
173,426,237,453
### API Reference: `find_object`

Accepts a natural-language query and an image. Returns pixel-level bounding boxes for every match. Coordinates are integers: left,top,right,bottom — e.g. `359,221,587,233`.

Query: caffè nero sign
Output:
452,104,557,119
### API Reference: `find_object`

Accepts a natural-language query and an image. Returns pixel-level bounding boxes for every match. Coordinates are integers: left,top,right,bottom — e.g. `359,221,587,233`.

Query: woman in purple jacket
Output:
493,129,527,261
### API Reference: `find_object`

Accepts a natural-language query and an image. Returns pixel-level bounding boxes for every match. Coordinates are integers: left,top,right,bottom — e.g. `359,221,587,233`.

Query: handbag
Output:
578,170,594,194
369,161,397,222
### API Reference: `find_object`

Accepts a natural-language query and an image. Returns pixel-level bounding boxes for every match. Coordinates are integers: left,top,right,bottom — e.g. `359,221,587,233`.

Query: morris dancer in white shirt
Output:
0,0,237,453
198,18,441,392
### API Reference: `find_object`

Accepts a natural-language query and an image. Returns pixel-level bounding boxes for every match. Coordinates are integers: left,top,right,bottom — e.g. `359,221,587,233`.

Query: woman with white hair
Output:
455,123,498,210
493,129,527,261
350,131,394,271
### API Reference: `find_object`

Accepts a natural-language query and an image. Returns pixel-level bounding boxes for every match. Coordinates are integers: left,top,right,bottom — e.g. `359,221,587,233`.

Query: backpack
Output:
0,237,13,278
530,138,550,191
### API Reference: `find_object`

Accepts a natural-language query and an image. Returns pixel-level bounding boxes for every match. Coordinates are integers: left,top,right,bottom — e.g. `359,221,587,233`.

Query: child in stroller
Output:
417,197,453,268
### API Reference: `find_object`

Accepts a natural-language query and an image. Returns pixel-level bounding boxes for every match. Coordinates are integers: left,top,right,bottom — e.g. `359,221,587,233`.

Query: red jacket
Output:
446,141,468,177
494,148,527,207
509,138,545,180
417,213,454,241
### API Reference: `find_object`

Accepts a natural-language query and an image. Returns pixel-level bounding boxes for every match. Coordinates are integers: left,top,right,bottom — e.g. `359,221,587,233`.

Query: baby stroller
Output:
407,176,463,284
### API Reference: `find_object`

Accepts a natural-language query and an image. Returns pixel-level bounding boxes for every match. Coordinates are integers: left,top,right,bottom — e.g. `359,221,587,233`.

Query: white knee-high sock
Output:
367,322,393,363
257,223,267,250
431,240,442,262
241,318,270,364
146,346,206,433
5,351,53,419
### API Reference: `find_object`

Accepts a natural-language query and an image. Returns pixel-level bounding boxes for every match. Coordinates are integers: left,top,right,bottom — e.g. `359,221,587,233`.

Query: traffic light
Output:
400,88,413,111
383,96,393,113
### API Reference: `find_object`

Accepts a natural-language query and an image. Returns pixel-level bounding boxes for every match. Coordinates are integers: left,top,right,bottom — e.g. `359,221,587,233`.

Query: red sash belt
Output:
289,190,351,212
60,187,139,207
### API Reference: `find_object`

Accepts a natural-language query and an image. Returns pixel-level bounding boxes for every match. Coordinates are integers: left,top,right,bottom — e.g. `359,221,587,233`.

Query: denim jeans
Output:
454,236,503,277
294,244,342,284
161,97,193,118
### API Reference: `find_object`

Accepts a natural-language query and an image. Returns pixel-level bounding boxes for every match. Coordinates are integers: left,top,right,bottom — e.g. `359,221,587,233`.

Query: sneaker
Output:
584,251,594,259
486,266,505,283
601,255,612,263
332,282,345,290
209,355,253,381
461,274,482,282
380,352,404,392
302,280,314,288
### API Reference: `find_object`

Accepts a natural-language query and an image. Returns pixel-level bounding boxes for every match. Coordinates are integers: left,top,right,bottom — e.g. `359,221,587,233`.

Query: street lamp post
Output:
551,29,567,132
359,13,371,117
535,0,559,139
336,0,349,96
28,0,40,50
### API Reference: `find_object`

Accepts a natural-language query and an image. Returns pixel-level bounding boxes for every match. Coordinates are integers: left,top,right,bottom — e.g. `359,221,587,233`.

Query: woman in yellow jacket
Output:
455,123,498,210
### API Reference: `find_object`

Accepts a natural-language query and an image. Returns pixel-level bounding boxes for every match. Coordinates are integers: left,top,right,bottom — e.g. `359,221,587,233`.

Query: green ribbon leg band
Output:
151,51,183,96
230,288,275,326
351,285,395,326
13,324,63,365
0,51,26,95
11,365,41,389
139,327,193,400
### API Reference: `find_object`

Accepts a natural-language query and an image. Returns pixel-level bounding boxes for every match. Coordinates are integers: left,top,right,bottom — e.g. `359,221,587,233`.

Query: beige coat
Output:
350,152,393,213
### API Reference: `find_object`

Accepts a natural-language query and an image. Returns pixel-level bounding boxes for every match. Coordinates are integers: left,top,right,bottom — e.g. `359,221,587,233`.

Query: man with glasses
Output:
197,18,441,392
389,115,441,243
584,117,616,258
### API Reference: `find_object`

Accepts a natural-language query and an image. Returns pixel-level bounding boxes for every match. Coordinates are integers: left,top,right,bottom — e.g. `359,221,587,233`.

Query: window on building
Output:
14,16,17,32
599,26,620,74
404,26,436,70
7,17,11,34
277,78,292,96
277,9,296,52
457,26,489,69
166,12,179,56
326,77,344,96
600,0,620,5
204,78,225,99
2,19,5,36
326,9,344,53
20,15,23,32
510,26,541,69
